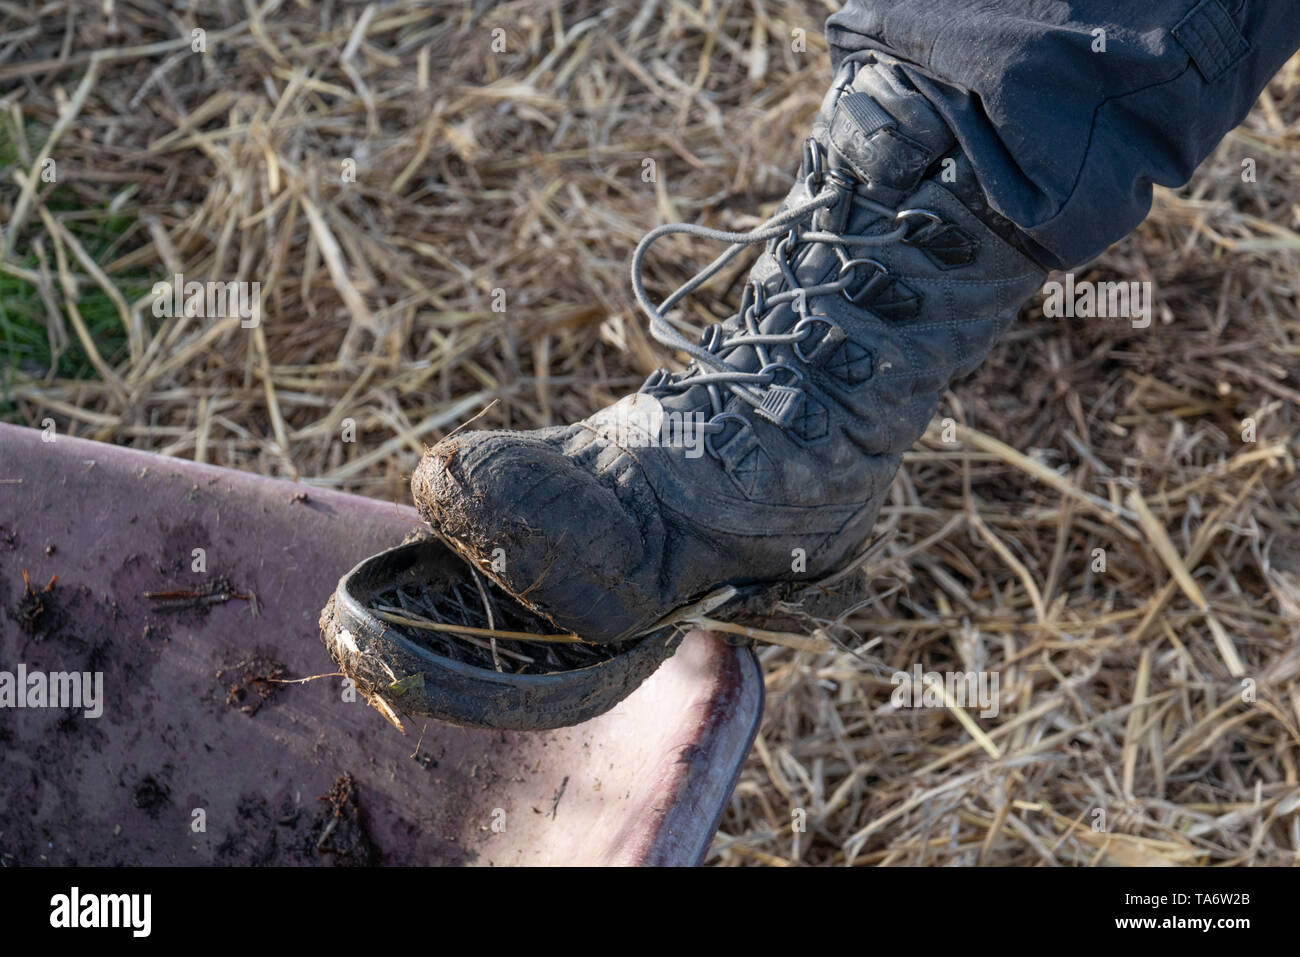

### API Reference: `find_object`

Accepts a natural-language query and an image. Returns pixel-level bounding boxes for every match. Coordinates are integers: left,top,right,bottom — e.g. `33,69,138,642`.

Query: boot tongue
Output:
822,61,955,205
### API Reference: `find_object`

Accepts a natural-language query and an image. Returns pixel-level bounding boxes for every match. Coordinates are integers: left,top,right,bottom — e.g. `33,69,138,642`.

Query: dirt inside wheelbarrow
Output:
369,572,638,675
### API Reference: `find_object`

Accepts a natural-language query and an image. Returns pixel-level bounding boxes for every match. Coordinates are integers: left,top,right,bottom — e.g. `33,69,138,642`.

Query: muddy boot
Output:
413,51,1047,644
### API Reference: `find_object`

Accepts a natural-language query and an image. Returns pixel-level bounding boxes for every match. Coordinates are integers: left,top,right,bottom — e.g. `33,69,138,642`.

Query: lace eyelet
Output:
838,258,889,304
792,316,838,364
803,138,824,191
759,362,803,385
698,325,725,353
774,233,798,266
894,208,943,244
826,169,856,190
703,412,749,460
640,368,671,392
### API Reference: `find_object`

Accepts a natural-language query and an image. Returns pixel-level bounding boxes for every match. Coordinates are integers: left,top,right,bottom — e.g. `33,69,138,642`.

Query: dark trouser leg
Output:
825,0,1300,269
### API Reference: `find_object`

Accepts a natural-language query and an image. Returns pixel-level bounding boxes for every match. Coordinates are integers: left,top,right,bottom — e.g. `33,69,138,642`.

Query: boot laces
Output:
630,139,939,444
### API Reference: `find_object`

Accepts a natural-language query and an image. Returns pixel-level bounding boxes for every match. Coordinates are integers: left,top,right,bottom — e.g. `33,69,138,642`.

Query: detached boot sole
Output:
319,537,684,731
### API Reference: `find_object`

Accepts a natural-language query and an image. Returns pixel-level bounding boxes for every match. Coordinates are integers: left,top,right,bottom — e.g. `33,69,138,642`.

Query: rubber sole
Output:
318,538,684,731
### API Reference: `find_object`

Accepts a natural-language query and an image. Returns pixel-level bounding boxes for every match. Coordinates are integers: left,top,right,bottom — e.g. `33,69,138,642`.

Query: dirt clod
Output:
133,775,172,818
217,654,287,715
312,773,376,867
12,569,60,639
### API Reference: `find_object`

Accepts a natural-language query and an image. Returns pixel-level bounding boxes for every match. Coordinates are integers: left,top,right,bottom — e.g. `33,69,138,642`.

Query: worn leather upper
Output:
414,53,1047,643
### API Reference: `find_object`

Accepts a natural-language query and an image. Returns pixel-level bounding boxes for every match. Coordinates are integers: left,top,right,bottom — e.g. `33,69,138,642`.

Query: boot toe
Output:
412,429,652,642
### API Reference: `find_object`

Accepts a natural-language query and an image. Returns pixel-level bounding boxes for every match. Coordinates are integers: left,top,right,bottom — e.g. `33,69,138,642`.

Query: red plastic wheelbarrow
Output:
0,421,762,865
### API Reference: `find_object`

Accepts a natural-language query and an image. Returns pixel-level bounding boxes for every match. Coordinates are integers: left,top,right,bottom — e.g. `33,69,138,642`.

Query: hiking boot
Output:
412,51,1047,644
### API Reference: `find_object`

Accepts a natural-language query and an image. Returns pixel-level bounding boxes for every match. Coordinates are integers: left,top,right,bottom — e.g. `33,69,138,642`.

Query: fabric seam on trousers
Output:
1029,60,1195,241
